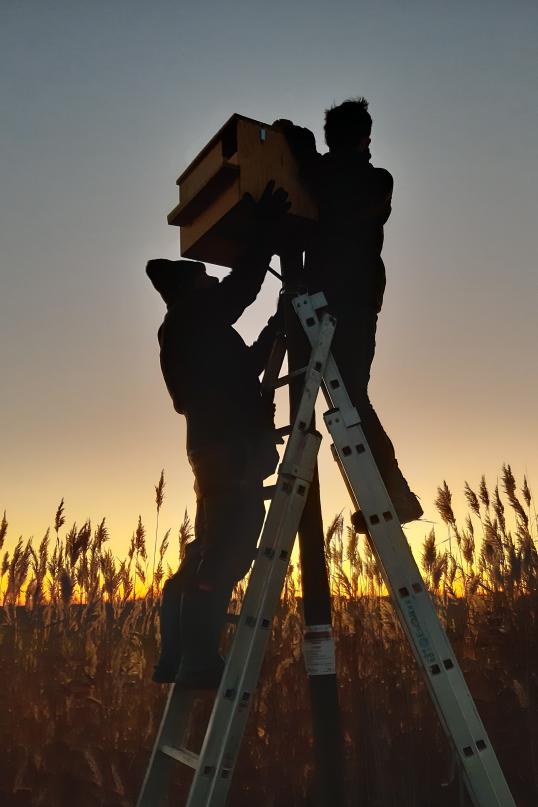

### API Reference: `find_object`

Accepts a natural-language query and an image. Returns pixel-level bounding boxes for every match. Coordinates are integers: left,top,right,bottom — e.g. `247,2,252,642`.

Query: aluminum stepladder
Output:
138,292,517,807
137,308,337,807
291,292,516,807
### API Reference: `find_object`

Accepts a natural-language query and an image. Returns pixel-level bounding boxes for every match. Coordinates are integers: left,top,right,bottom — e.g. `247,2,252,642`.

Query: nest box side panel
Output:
169,114,318,268
179,182,241,265
235,118,317,221
179,140,225,207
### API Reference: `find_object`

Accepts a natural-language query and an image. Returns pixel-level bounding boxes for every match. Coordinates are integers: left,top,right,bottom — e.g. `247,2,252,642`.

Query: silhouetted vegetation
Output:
1,465,536,805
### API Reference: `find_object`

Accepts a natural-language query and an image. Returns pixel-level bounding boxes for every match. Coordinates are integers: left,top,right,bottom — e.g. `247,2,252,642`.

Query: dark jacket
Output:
285,126,393,312
157,250,279,455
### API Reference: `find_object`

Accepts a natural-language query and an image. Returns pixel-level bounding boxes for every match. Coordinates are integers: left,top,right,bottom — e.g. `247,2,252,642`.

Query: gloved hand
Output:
242,180,291,246
272,118,295,131
272,119,317,156
243,179,290,221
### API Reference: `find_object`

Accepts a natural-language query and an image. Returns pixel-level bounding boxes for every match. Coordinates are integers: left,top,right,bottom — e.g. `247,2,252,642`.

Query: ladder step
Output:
275,425,292,439
263,484,277,500
160,744,199,769
272,366,307,389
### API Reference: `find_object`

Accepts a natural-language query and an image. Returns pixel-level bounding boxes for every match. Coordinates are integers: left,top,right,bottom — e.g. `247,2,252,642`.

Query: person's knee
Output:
162,559,200,600
191,446,247,498
194,549,254,591
226,556,253,584
162,576,182,603
249,494,266,532
189,485,265,589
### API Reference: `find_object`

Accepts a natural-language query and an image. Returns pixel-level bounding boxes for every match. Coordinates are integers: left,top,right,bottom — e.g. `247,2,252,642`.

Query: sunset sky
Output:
2,1,537,567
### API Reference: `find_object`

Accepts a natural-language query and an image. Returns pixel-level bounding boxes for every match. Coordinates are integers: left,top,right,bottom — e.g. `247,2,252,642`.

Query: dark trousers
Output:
330,306,404,487
158,440,270,670
179,441,267,588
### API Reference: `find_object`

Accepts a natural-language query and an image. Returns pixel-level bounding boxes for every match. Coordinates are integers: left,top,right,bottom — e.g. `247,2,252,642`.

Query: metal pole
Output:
279,247,345,807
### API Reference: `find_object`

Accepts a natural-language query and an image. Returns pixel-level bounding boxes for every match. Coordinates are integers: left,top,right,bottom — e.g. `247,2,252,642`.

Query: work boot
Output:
391,489,423,525
351,492,422,534
383,468,423,525
175,583,232,690
350,467,422,533
152,578,182,684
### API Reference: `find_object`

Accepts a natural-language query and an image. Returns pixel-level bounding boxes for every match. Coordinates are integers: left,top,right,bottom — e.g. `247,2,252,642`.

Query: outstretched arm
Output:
248,308,284,375
211,245,272,326
204,181,290,325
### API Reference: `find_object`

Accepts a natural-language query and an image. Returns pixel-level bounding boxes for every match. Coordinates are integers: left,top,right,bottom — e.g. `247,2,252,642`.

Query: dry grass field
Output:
1,465,537,806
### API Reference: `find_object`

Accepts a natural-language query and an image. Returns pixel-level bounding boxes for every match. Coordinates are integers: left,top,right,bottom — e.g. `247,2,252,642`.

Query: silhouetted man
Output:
147,181,290,687
275,99,422,524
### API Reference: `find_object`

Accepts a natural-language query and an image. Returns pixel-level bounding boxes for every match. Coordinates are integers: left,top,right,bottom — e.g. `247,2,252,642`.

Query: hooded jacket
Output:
157,251,279,455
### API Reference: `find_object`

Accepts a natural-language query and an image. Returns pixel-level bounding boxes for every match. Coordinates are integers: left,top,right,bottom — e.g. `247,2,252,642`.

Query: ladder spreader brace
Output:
137,293,516,807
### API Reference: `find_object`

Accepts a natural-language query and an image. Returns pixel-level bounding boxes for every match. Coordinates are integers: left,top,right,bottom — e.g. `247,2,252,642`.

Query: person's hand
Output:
256,179,291,220
273,119,316,157
272,118,295,131
243,180,291,231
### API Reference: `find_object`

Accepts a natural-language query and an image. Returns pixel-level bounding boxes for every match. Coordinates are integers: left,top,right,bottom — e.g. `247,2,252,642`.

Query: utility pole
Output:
279,248,345,807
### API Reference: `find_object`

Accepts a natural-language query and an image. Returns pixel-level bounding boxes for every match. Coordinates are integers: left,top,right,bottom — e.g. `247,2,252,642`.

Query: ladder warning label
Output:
302,624,336,676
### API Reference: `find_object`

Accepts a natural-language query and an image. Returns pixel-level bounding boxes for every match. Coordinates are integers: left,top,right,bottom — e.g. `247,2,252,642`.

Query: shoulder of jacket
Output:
157,320,165,347
371,165,393,188
160,307,181,338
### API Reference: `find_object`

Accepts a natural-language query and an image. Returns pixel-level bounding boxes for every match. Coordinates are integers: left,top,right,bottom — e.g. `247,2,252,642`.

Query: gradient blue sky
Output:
1,0,537,561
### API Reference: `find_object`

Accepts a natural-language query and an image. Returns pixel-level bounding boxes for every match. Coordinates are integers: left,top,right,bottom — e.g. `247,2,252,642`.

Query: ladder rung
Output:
272,366,307,389
160,744,199,769
275,425,292,438
263,484,277,500
226,612,239,624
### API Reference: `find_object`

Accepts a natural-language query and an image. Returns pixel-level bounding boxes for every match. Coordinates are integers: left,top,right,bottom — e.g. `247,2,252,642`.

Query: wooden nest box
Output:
167,114,318,268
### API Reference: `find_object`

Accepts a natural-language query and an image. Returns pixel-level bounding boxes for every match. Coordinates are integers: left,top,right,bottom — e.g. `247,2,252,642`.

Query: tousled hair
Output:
324,97,372,151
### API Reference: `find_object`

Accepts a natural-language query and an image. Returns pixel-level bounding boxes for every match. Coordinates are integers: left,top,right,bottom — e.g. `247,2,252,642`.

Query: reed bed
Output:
1,465,537,806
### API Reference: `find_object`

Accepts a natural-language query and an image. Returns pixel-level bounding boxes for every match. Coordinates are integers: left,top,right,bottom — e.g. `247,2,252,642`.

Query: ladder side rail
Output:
277,313,336,475
187,435,321,807
243,314,335,660
185,316,336,805
292,295,363,428
294,292,516,806
325,413,516,807
202,314,334,695
137,686,198,806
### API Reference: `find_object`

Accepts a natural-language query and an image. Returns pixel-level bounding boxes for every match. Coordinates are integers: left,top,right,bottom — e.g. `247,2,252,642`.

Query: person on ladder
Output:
146,181,290,688
274,98,423,526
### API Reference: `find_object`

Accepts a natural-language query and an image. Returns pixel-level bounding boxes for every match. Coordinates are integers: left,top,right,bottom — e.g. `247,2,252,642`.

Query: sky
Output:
1,0,537,568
